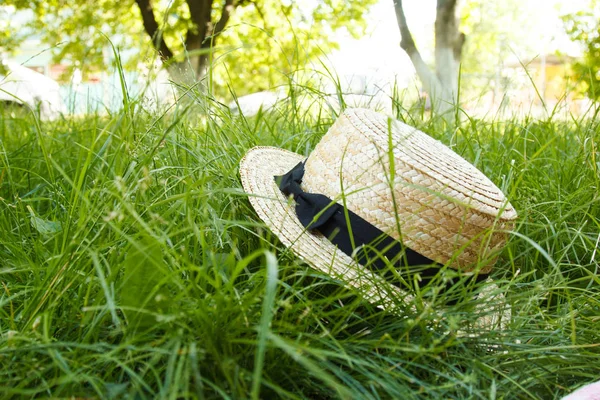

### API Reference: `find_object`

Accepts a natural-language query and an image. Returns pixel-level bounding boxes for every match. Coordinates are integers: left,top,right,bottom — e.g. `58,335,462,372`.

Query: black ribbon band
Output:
275,162,488,292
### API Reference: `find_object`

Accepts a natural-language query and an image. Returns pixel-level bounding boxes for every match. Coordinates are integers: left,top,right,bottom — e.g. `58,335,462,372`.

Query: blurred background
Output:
0,0,598,119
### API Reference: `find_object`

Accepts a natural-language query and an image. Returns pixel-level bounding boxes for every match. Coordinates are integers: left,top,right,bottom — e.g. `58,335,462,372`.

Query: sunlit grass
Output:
0,81,599,399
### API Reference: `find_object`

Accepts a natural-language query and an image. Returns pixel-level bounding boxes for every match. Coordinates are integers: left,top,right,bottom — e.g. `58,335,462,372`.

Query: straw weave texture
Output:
301,108,517,272
239,108,517,307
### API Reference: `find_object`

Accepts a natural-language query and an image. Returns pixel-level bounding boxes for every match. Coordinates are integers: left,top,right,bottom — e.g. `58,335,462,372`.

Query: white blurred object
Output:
0,60,66,120
324,92,393,116
71,67,82,91
563,380,600,400
229,88,287,117
339,73,368,95
317,70,401,116
328,69,406,94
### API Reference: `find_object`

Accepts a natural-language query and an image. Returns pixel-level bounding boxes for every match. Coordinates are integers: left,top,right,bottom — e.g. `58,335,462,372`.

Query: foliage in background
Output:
460,0,545,98
0,8,24,63
0,0,375,96
562,0,600,100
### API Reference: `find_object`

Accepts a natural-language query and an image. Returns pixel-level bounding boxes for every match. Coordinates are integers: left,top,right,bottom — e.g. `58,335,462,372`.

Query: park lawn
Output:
0,94,599,399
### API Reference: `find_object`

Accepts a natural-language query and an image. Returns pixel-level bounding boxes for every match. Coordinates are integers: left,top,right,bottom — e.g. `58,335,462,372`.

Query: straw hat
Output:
239,108,517,307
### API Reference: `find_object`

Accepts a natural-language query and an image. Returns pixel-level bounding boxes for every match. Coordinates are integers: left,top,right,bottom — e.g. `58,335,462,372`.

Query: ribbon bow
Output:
275,162,341,230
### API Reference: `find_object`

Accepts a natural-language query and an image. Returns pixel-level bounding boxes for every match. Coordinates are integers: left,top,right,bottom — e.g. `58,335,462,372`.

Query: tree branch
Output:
393,0,452,118
213,0,234,38
186,0,213,49
393,0,439,95
134,0,173,59
251,0,269,30
186,0,235,77
393,0,417,56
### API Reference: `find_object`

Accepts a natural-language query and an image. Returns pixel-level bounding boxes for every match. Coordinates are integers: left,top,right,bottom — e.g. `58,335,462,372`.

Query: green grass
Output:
0,88,599,399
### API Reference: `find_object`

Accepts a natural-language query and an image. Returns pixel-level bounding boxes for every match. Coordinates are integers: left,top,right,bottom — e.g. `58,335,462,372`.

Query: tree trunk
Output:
134,0,235,88
434,0,464,109
393,0,465,121
165,46,210,88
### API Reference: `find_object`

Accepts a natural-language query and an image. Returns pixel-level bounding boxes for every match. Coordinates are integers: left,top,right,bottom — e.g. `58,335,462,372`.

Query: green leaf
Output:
27,206,62,236
120,234,170,332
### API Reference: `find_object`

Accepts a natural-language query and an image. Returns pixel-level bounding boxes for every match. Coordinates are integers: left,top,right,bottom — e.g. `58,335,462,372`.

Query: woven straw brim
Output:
240,146,415,307
240,146,512,328
239,146,512,328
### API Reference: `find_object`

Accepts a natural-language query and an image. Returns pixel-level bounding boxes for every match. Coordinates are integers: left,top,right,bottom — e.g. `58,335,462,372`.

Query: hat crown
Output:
301,108,516,271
